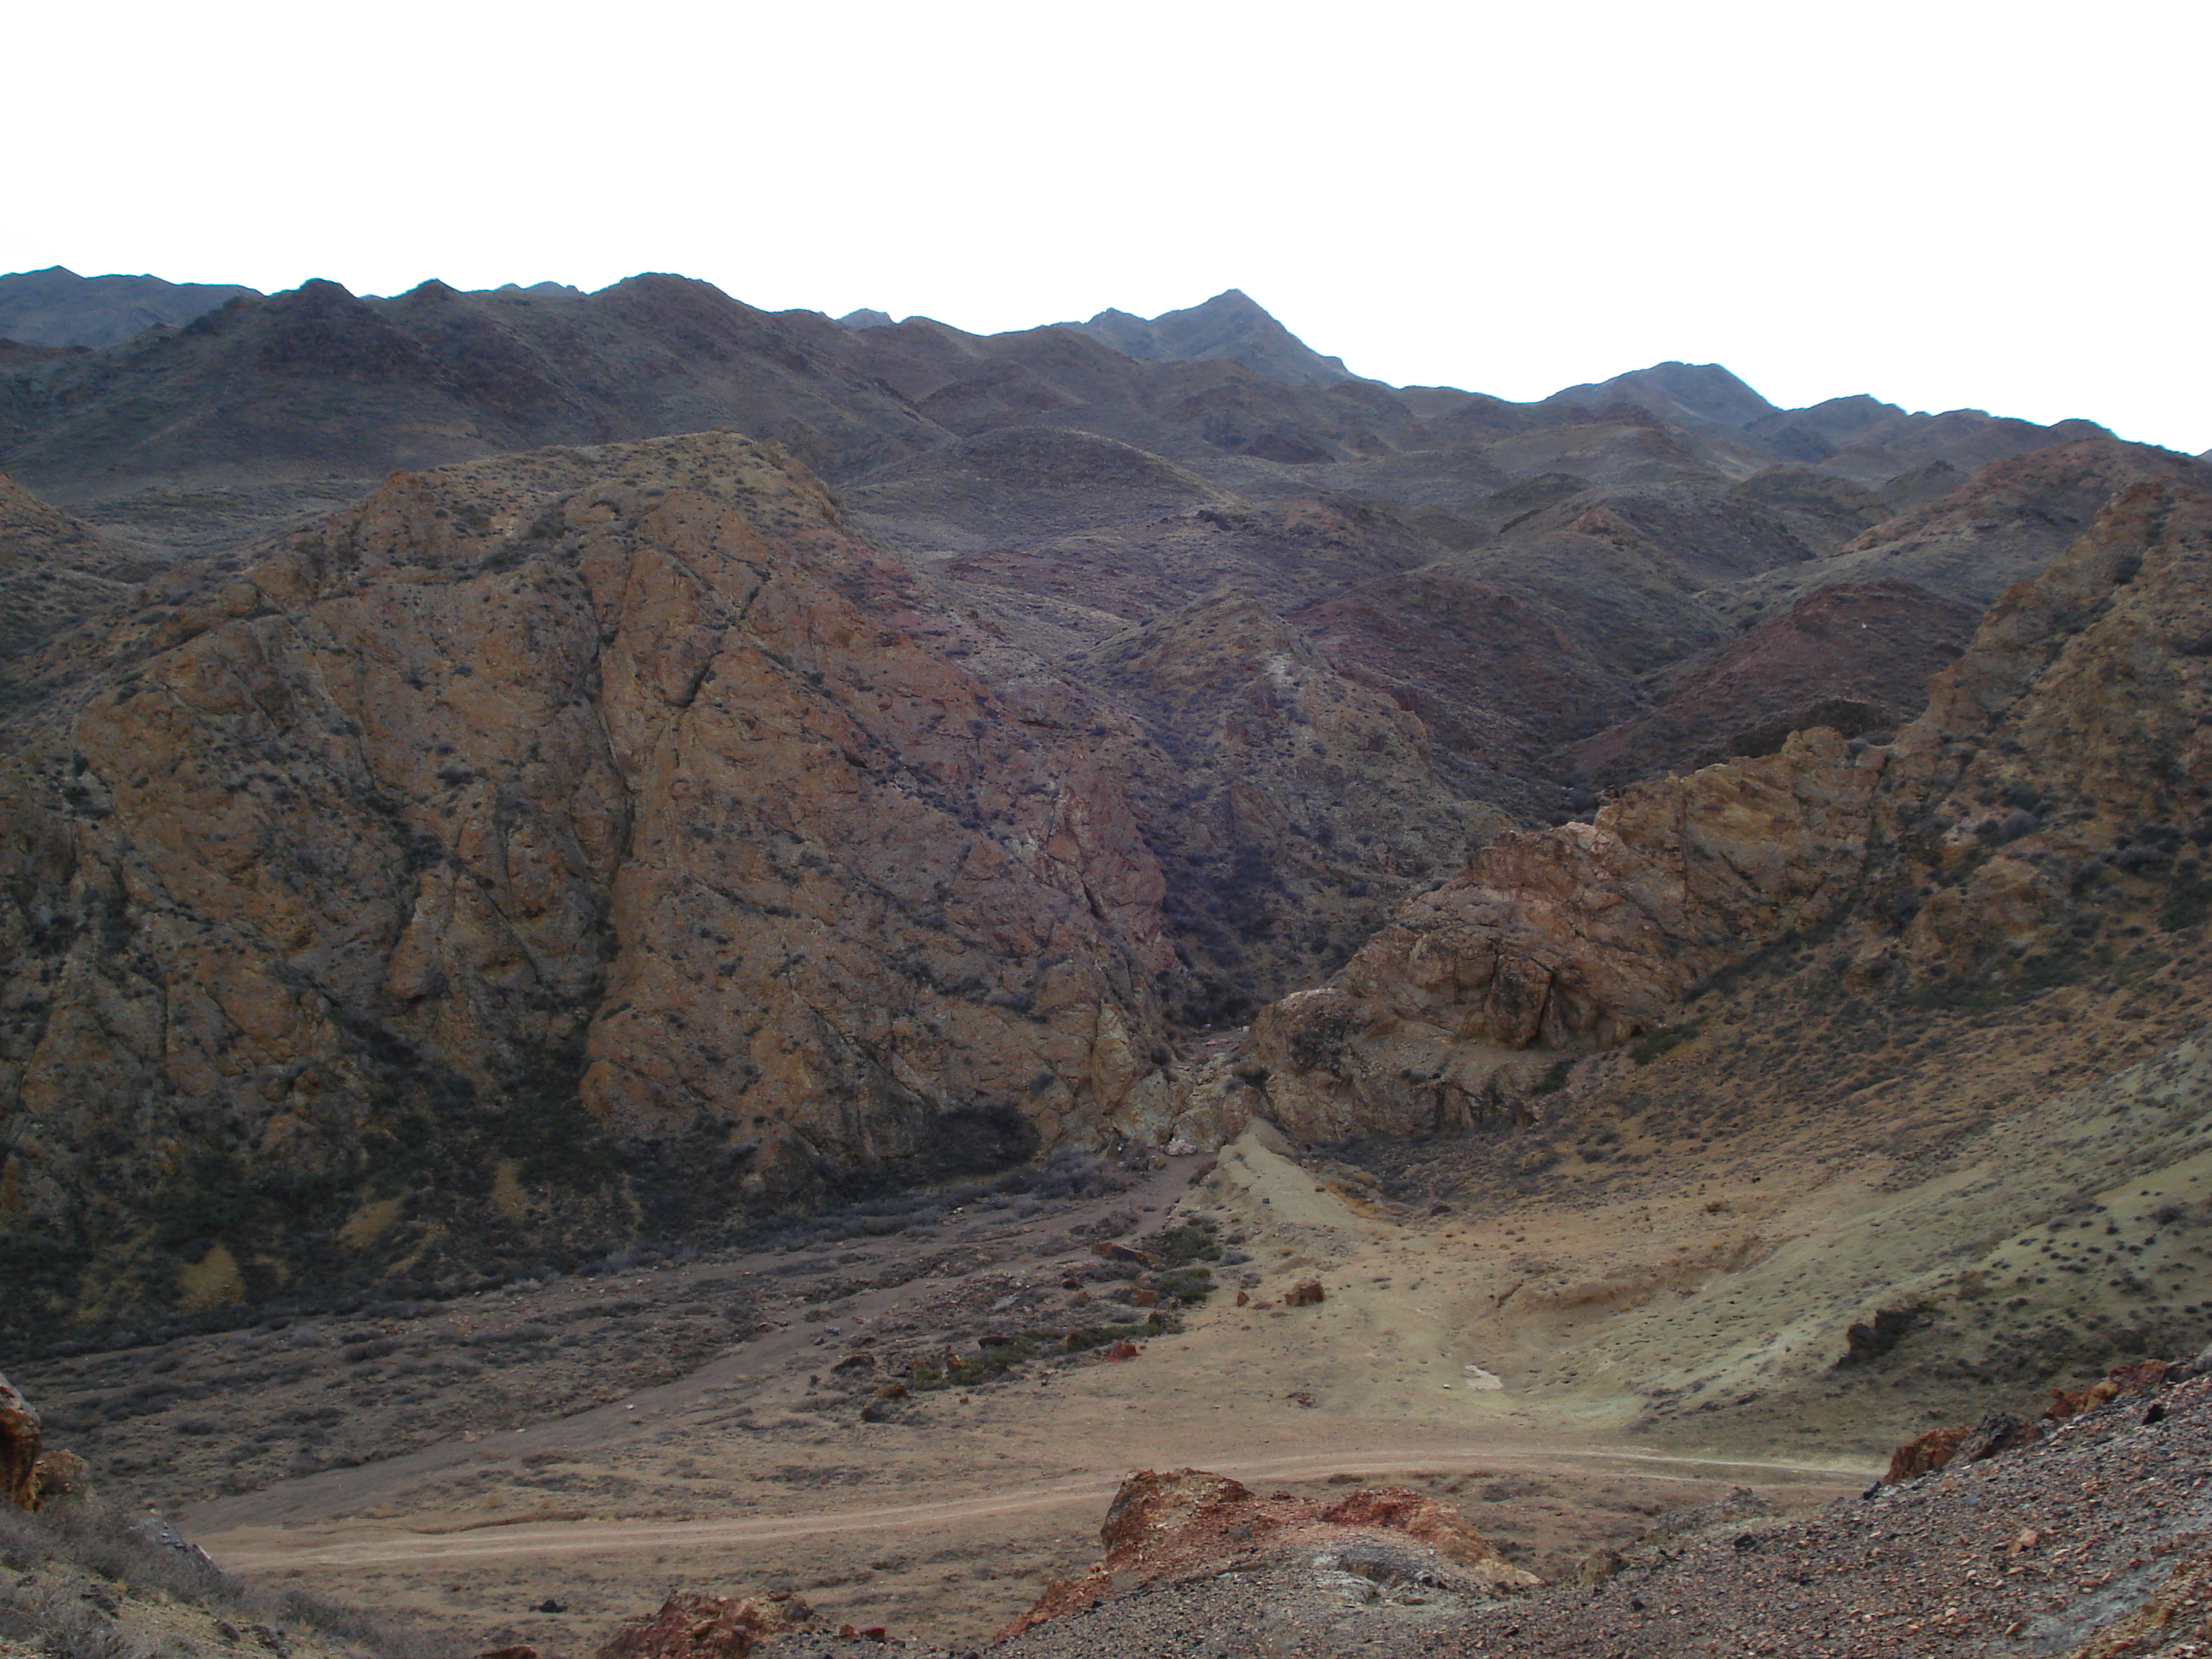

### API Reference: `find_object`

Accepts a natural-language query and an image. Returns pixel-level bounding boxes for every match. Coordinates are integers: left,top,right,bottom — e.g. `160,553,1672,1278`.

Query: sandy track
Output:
204,1443,1871,1571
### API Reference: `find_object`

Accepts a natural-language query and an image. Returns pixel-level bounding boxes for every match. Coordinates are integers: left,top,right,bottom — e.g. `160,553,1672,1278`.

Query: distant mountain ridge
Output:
0,265,260,349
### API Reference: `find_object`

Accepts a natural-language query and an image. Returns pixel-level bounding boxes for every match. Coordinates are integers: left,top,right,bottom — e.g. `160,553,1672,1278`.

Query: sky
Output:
12,0,2208,451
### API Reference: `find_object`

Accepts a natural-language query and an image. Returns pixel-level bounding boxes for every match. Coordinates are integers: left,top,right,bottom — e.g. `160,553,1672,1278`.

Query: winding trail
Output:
204,1443,1874,1572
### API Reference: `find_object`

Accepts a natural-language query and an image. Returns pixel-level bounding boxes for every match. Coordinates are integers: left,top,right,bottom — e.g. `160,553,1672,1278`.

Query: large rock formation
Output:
1248,727,1885,1138
0,432,1183,1334
1247,475,2212,1140
594,1591,814,1659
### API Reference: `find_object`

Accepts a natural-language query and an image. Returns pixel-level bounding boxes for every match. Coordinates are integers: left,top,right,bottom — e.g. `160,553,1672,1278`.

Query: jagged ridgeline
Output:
0,434,1198,1339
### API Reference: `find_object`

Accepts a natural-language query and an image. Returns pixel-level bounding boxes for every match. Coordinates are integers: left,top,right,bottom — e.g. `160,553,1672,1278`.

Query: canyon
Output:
6,267,2212,1658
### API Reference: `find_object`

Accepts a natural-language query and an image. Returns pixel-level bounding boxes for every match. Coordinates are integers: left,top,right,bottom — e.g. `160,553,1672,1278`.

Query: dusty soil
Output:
22,974,2212,1657
18,1139,1866,1654
948,1359,2212,1659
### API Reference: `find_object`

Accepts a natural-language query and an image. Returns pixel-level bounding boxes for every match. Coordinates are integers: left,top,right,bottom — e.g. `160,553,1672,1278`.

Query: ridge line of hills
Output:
4,264,2154,477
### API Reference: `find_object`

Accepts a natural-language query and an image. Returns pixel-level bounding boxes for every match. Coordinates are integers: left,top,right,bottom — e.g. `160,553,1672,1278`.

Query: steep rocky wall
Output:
1246,477,2212,1141
0,433,1180,1334
1076,588,1503,1022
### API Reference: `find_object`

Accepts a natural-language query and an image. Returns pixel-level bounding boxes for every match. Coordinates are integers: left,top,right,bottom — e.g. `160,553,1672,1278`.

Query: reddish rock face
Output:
1249,724,1884,1139
1884,1425,1969,1484
1002,1467,1537,1638
1566,580,1982,788
594,1591,812,1659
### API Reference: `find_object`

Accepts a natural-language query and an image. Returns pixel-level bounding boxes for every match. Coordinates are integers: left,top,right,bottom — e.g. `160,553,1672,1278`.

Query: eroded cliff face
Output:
1246,728,1886,1138
1247,477,2212,1141
0,433,1181,1331
1075,588,1503,1023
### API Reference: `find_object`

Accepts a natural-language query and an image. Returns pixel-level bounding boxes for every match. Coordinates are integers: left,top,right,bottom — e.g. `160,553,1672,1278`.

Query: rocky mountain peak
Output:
1544,360,1779,428
1073,290,1356,387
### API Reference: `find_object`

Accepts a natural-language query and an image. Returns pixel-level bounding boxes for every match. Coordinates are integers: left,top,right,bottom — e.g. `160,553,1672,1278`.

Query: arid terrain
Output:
7,269,2212,1658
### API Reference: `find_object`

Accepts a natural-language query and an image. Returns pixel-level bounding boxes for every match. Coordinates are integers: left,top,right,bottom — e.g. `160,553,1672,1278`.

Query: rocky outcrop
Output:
0,431,1183,1334
1001,1467,1535,1637
1249,725,1883,1138
1246,475,2212,1140
593,1591,813,1659
0,1372,39,1509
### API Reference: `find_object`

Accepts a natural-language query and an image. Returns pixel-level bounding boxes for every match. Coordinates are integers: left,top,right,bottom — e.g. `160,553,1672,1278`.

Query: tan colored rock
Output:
1245,475,2212,1142
1249,724,1883,1140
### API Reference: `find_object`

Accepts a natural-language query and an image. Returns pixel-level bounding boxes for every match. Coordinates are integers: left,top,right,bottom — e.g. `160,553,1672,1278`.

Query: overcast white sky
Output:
12,0,2208,451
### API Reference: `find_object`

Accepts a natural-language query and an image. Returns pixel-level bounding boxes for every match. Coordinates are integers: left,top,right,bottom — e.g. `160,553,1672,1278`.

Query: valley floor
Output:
21,1007,2212,1654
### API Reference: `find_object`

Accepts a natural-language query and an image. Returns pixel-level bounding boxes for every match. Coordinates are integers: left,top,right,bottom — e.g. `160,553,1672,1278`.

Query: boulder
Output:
1952,1409,2030,1464
31,1449,89,1507
1884,1426,1969,1484
593,1591,812,1659
0,1372,40,1511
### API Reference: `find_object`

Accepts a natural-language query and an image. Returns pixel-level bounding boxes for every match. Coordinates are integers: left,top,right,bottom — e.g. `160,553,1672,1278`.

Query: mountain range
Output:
4,263,2211,1382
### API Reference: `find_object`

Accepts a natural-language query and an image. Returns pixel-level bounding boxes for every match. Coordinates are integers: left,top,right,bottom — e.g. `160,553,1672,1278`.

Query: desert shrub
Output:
1148,1222,1222,1267
2161,875,2212,931
1629,1022,1701,1065
1148,1266,1215,1303
1056,1316,1165,1354
1527,1056,1574,1097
